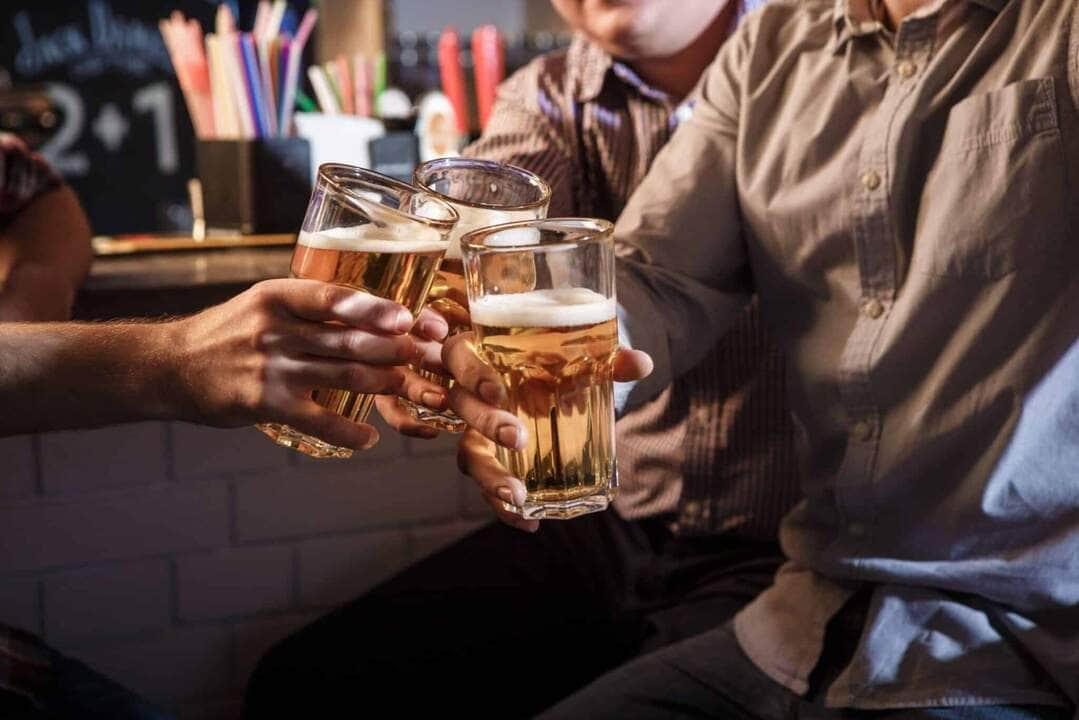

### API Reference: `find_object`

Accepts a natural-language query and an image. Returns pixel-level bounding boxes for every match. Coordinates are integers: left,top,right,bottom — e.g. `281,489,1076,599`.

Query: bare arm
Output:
0,279,449,446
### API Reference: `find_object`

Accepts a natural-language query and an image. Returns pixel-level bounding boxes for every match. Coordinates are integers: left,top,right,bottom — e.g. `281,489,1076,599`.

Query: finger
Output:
413,307,449,341
458,430,537,533
283,403,381,452
264,320,420,365
277,357,411,396
457,430,528,503
442,332,508,408
375,394,440,439
259,279,413,333
412,335,446,373
396,367,449,410
448,385,526,450
613,348,654,383
487,494,540,533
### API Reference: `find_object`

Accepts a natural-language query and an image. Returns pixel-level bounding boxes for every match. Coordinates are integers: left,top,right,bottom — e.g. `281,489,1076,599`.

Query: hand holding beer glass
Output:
397,158,551,433
258,164,458,459
458,219,619,519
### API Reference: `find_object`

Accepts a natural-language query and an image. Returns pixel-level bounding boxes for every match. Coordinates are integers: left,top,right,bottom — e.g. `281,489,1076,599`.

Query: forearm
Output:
0,185,93,320
0,320,181,435
614,258,749,413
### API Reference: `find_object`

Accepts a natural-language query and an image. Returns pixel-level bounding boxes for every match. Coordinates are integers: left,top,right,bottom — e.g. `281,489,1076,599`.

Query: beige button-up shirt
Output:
616,0,1079,709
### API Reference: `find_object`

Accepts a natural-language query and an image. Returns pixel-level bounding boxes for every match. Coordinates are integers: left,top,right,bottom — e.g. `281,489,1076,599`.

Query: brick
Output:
409,521,487,562
0,483,230,573
176,546,293,622
60,626,232,704
297,530,411,608
40,423,169,494
172,423,291,481
177,695,243,720
43,559,170,643
232,613,319,690
0,434,37,500
235,454,459,542
459,472,496,520
0,576,40,633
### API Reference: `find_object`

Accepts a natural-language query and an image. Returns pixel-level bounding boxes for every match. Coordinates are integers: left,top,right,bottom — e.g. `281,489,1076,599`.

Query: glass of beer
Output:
461,218,618,519
400,158,551,432
258,164,459,459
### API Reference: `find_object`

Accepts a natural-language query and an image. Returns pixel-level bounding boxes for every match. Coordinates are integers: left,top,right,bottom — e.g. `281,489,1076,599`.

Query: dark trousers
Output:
244,510,785,718
538,623,1072,720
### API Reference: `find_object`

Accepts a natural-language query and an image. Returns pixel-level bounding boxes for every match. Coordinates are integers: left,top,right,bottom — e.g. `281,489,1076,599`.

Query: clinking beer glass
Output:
398,158,551,432
258,164,459,459
461,218,619,519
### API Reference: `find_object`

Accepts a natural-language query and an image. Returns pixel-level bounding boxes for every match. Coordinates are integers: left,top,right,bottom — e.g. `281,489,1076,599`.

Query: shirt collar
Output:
833,0,1008,49
569,34,675,107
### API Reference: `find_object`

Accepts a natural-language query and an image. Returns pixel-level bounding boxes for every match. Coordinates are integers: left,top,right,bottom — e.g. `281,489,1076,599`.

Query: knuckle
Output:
315,283,341,312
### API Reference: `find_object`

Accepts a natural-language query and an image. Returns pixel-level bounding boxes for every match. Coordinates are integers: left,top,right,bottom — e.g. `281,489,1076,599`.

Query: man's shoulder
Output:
498,42,577,109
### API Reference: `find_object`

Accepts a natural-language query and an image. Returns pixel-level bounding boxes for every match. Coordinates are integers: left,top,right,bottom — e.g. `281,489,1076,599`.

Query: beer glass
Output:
258,164,459,459
461,218,618,519
400,158,551,432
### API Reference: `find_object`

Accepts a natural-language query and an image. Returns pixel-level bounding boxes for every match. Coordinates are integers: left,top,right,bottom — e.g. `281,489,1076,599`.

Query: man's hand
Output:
167,279,450,452
442,330,653,531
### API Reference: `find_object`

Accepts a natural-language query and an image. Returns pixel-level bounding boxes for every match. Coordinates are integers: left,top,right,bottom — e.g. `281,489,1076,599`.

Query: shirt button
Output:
861,169,881,191
897,60,917,79
684,500,702,518
852,421,874,442
694,408,710,425
862,298,884,319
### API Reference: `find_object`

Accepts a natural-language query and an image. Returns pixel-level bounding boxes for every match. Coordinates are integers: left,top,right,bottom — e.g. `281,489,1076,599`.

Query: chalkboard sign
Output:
0,1,308,236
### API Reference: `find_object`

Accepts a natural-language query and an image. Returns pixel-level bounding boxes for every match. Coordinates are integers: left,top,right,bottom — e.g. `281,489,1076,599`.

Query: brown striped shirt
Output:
463,31,800,541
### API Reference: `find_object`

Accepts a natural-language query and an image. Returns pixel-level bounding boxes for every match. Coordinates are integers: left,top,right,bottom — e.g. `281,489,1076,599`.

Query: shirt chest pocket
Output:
912,78,1067,280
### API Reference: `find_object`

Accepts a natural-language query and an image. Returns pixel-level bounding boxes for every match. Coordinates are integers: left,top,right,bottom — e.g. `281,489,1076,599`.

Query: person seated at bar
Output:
0,134,450,719
244,1,802,717
442,0,1079,717
0,133,92,321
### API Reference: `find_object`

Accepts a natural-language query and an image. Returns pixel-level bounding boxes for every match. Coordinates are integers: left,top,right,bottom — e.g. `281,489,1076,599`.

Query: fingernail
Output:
420,317,448,340
496,486,516,506
421,391,446,410
497,424,521,449
478,380,505,407
394,309,414,333
359,430,380,451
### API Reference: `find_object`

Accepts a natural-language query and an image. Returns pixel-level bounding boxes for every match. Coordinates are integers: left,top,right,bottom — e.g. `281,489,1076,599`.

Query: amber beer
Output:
291,227,445,420
404,158,551,432
257,164,457,459
462,219,618,519
473,290,618,517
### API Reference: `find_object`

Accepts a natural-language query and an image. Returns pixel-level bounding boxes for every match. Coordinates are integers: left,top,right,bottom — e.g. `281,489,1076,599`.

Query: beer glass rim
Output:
460,217,614,255
412,157,552,213
317,163,459,231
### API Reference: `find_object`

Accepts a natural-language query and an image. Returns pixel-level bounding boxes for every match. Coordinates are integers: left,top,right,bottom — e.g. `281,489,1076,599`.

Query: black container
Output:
368,131,420,183
196,138,311,234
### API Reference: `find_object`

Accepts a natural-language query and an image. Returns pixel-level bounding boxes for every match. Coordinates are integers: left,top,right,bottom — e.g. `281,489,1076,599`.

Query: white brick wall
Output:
0,420,482,719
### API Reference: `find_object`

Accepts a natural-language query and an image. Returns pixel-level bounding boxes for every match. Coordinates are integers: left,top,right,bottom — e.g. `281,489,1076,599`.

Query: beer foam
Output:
415,199,456,221
470,288,615,328
482,226,542,248
297,225,447,254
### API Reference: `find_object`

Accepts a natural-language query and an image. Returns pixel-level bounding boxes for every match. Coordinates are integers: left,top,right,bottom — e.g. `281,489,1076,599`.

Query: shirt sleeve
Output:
613,24,754,412
0,133,61,224
460,64,579,216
